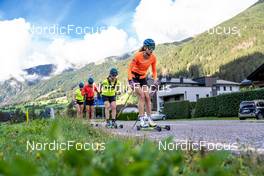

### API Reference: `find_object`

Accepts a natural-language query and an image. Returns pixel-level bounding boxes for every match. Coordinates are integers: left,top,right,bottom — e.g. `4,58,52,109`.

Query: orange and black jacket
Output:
128,51,157,80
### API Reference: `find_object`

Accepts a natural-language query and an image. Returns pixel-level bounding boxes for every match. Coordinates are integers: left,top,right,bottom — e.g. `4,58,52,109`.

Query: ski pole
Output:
131,118,138,129
83,94,87,114
116,91,133,119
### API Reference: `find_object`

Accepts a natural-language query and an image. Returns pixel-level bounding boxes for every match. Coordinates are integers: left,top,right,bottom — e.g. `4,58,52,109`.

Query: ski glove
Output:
128,80,135,89
153,79,160,87
149,80,160,96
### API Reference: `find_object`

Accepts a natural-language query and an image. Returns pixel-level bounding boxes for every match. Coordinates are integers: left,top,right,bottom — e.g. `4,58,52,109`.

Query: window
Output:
196,94,199,100
240,102,255,108
223,86,226,91
230,86,232,91
257,102,264,107
216,86,220,91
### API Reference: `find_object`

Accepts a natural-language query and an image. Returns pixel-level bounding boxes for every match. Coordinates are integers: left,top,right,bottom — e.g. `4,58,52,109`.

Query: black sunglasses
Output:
147,46,155,51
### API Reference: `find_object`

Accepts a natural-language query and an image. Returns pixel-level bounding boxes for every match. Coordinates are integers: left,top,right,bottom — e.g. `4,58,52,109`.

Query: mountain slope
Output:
1,1,264,106
23,64,56,77
157,0,264,80
0,78,23,104
23,64,57,85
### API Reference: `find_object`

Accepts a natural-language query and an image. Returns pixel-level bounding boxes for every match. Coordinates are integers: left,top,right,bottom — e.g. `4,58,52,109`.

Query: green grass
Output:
0,117,264,175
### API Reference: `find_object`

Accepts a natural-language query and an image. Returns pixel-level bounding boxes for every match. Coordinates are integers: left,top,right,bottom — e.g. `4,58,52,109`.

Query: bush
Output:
118,112,138,121
66,102,76,117
195,88,264,117
9,108,26,123
28,108,38,120
189,102,197,118
95,107,104,118
0,112,11,122
163,101,191,119
194,97,218,117
190,102,197,110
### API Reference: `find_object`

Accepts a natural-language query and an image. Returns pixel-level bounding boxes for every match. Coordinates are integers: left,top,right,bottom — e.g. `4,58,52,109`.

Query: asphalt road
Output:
95,120,264,153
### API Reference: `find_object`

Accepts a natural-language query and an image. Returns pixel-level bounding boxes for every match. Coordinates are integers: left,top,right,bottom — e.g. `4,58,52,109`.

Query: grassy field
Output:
0,117,264,176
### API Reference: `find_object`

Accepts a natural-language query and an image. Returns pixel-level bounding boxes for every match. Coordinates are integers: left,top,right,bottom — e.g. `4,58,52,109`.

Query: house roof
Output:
247,63,264,81
160,77,239,86
215,80,240,85
160,78,199,84
240,79,252,86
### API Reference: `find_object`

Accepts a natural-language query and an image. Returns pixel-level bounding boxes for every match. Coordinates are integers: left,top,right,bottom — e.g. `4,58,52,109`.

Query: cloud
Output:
22,73,39,82
133,0,258,44
0,18,138,81
0,18,31,81
44,26,138,73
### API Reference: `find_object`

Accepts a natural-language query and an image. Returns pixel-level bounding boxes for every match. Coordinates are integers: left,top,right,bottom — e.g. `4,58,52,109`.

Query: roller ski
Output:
136,125,162,132
88,119,100,127
90,123,100,127
135,115,170,132
105,119,123,129
136,124,171,132
145,116,171,131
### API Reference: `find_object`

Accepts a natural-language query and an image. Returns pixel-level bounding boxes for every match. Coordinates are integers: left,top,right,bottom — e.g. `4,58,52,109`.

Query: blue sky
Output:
0,0,140,38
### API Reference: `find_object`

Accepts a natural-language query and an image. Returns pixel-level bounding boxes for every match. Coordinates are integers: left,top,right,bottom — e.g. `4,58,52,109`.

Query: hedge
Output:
190,102,197,118
190,102,197,110
194,88,264,117
163,101,191,119
194,97,218,117
118,112,138,121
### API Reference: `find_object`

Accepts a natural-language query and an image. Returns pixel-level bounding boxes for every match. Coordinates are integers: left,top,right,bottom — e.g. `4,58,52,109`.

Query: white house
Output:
214,80,240,95
155,77,240,112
